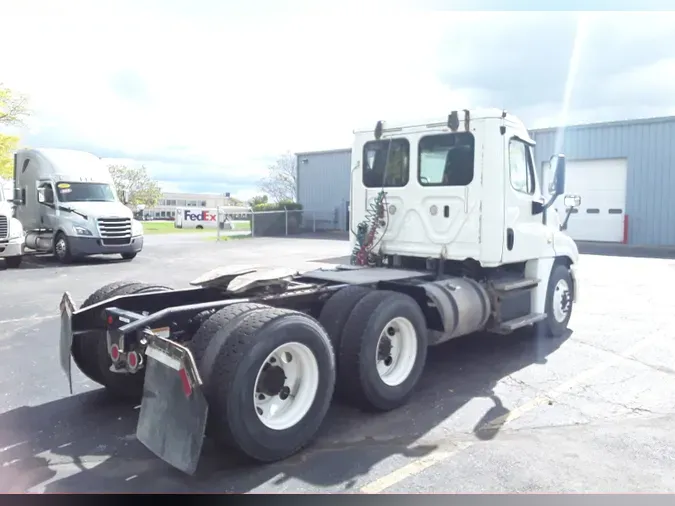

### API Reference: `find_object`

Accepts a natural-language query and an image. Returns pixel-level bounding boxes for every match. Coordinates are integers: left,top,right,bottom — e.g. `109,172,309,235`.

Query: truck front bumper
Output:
0,238,25,257
69,235,144,256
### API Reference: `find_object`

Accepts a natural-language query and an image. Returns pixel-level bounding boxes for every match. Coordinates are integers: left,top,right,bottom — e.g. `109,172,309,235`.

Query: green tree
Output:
0,134,19,180
108,164,162,207
0,83,30,126
258,152,297,203
0,83,30,181
248,194,268,207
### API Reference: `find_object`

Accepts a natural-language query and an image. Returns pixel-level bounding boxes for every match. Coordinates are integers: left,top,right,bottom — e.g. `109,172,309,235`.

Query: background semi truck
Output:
58,108,582,475
12,148,144,264
0,178,24,268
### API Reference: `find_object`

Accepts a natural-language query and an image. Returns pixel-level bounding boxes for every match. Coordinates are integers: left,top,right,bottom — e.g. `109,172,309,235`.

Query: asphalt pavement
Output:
0,233,674,493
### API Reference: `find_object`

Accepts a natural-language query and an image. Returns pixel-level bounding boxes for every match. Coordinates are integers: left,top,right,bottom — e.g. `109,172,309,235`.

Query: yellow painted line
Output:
359,335,655,493
360,442,473,494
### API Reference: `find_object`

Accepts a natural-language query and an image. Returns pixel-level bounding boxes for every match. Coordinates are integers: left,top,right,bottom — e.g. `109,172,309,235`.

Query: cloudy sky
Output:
2,1,674,200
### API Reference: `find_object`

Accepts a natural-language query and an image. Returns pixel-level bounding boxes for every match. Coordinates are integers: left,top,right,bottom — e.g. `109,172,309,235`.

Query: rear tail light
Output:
110,344,120,362
127,351,140,371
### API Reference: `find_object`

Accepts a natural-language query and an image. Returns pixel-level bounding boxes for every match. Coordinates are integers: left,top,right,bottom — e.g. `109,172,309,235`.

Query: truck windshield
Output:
56,182,116,203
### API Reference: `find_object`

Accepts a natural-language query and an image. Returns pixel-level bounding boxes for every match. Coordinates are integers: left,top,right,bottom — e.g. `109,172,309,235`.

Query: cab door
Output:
37,180,59,231
501,135,552,263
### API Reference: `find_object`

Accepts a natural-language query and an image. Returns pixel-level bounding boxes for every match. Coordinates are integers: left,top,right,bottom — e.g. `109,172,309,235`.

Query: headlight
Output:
9,219,23,239
132,219,144,236
73,226,92,236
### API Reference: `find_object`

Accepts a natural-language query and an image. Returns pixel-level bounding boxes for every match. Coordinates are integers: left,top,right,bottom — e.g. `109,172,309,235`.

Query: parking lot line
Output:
360,442,473,494
358,334,657,494
0,315,56,325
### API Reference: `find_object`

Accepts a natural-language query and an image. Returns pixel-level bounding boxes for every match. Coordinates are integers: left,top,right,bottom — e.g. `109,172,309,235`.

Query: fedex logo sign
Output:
184,209,216,221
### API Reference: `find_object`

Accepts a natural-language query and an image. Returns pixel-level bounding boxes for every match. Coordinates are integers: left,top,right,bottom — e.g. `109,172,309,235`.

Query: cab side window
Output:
508,139,535,195
38,182,55,204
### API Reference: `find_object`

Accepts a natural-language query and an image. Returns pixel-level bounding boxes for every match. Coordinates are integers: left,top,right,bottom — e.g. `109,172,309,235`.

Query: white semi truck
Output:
0,179,25,268
58,108,581,475
12,148,144,263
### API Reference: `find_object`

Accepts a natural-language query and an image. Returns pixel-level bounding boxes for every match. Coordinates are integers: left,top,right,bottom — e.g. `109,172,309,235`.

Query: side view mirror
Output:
550,154,566,196
12,188,24,205
37,187,46,204
122,190,130,204
564,194,581,209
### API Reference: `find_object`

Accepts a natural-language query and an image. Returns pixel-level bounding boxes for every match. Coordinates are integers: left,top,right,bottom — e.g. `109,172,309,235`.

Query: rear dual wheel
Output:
73,281,173,400
319,288,429,412
189,303,335,463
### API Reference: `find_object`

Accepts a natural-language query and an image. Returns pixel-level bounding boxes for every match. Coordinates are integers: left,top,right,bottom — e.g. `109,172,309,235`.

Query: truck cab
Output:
0,179,25,268
12,148,144,263
349,109,581,326
350,108,580,269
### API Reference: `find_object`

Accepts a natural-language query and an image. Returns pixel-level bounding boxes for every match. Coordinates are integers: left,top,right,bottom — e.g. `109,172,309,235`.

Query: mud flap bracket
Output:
136,331,208,476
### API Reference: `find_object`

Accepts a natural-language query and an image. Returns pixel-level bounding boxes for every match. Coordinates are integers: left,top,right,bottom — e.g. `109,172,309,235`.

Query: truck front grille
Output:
97,217,131,244
0,216,8,240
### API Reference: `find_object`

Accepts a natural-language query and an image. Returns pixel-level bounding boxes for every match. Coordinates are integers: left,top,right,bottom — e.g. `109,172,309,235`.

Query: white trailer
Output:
58,108,581,475
174,207,218,229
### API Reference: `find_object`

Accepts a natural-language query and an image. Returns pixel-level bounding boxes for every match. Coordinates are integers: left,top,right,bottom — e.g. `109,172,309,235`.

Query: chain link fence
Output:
216,206,347,241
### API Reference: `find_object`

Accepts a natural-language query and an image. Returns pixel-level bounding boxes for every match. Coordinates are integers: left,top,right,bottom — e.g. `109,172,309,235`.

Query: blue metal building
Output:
296,115,675,246
296,148,352,231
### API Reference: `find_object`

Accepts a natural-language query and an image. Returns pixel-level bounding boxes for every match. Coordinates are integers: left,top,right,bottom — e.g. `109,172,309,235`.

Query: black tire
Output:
53,232,73,264
204,307,335,463
72,281,173,399
188,302,271,438
74,281,146,385
189,302,271,386
121,252,137,260
318,285,372,353
537,263,574,338
5,256,22,268
338,290,428,412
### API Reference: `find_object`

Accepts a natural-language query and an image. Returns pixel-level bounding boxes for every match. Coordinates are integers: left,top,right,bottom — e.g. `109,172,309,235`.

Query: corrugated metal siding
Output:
530,116,675,246
296,149,352,230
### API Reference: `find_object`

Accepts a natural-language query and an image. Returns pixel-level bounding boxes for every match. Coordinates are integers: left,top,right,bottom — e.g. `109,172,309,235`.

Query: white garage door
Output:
544,158,628,242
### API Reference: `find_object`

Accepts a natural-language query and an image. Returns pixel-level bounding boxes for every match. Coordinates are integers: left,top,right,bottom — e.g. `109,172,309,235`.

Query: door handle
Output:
443,205,449,218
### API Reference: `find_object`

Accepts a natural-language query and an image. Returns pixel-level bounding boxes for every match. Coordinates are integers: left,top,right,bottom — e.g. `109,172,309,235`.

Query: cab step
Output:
497,313,547,333
492,277,540,293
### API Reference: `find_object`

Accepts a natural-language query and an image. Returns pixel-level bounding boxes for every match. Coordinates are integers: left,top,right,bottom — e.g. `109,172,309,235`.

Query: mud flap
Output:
59,291,76,395
136,335,208,476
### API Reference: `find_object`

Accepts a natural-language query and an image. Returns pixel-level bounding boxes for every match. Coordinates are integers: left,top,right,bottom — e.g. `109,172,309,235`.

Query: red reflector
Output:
179,368,192,397
110,344,120,361
107,315,113,325
128,351,138,368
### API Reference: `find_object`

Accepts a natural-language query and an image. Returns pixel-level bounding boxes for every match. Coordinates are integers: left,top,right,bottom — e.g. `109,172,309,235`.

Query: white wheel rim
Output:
253,342,319,431
552,279,571,323
375,317,418,386
56,239,66,257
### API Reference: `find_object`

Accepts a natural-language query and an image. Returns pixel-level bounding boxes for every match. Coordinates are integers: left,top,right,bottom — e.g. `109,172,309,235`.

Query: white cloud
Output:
3,3,675,195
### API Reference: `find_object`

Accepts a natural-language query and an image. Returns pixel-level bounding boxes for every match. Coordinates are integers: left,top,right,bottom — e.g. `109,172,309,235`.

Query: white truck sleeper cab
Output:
12,148,144,263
